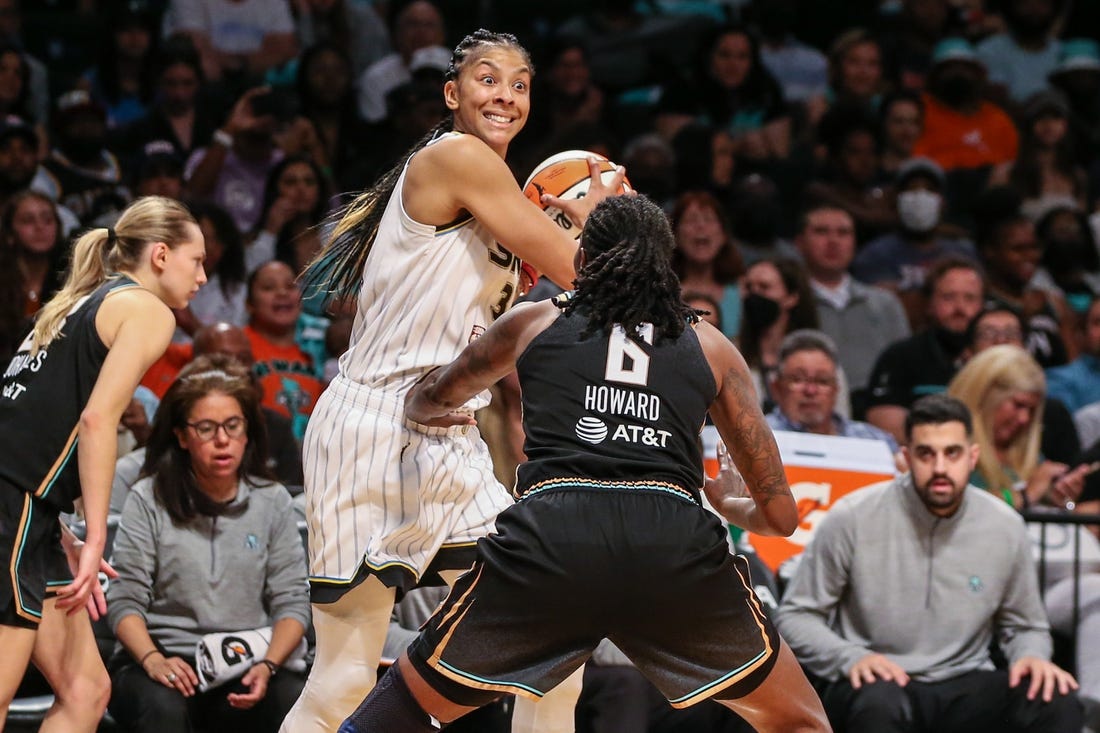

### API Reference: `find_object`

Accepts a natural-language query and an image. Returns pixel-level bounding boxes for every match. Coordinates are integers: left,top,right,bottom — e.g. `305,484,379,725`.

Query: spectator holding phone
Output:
186,86,326,234
948,343,1100,732
948,345,1088,510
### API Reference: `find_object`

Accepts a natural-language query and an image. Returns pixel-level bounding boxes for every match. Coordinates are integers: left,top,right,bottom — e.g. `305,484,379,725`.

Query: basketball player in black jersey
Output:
0,197,206,731
338,195,830,733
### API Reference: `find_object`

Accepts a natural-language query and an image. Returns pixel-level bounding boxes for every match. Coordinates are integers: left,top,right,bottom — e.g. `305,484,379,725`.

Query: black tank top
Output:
0,276,139,511
515,302,717,501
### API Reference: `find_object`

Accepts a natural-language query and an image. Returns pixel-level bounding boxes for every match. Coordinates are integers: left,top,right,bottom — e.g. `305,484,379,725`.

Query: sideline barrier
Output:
1024,509,1100,671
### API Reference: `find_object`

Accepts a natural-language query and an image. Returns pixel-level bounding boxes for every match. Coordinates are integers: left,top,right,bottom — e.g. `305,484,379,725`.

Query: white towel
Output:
195,627,308,691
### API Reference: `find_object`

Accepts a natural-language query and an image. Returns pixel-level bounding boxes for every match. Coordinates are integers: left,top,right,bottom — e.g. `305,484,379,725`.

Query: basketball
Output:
522,150,632,239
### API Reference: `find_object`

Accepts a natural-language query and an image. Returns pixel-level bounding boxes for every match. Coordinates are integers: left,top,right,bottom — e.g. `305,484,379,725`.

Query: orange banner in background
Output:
701,426,896,572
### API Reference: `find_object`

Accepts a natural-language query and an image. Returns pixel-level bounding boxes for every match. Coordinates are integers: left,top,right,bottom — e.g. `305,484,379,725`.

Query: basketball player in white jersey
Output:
278,29,627,733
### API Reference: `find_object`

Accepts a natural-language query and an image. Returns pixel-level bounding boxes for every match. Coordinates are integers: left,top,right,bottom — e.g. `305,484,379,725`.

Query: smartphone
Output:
251,90,297,122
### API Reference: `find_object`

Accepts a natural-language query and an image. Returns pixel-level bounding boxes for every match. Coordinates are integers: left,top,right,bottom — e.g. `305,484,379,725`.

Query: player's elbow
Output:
78,407,110,436
765,499,799,537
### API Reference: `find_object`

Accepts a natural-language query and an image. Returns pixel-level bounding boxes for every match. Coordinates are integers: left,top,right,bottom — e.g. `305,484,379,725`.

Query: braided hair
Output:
300,29,533,304
563,195,697,341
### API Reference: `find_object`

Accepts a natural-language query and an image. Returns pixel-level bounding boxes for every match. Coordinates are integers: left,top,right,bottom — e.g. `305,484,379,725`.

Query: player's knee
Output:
340,664,439,733
294,672,374,729
57,668,111,720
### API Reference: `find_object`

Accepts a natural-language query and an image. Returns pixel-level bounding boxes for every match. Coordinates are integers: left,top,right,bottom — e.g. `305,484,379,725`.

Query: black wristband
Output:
257,658,279,676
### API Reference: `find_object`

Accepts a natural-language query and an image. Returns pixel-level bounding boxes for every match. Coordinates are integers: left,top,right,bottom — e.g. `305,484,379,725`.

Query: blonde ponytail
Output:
29,196,197,355
30,228,112,354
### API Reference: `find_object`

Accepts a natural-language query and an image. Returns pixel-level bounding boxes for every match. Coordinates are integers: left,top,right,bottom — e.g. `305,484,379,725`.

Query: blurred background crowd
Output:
9,0,1100,731
3,0,1100,430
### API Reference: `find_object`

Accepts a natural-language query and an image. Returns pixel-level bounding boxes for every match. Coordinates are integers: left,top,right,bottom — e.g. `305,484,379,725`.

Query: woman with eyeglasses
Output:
106,355,310,733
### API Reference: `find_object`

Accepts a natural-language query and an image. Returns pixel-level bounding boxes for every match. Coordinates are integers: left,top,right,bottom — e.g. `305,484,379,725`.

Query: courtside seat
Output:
6,694,53,725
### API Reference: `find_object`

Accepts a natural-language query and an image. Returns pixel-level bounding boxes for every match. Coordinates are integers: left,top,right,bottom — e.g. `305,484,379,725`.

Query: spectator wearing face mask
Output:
852,157,976,330
738,257,853,416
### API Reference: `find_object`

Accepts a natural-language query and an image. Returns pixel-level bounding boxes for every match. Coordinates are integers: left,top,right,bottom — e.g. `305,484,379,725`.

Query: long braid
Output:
300,29,533,305
299,118,452,303
563,195,697,341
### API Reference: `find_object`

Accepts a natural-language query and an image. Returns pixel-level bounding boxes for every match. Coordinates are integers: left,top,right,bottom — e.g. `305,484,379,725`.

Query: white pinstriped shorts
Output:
301,375,512,601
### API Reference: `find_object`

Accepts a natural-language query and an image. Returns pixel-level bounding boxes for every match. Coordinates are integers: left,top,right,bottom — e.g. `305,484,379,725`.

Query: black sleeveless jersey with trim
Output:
0,276,139,511
515,301,716,500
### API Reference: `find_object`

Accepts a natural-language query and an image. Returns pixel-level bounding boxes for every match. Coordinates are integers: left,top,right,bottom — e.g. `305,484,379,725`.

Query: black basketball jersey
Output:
515,303,717,501
0,276,139,511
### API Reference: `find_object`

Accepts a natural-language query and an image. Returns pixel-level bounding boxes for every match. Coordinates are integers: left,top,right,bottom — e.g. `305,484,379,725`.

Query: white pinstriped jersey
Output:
337,132,521,410
302,132,521,590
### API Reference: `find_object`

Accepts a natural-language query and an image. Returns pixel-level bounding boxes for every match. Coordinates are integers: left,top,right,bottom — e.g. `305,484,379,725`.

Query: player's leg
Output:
438,566,585,733
613,504,828,733
512,666,584,733
714,640,830,732
30,597,111,732
279,577,396,733
283,387,403,732
0,623,37,731
1,489,84,730
444,437,586,733
340,653,488,732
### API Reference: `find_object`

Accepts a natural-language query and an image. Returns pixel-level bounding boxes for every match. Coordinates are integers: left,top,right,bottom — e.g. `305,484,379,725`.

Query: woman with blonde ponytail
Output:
283,28,628,733
0,195,206,732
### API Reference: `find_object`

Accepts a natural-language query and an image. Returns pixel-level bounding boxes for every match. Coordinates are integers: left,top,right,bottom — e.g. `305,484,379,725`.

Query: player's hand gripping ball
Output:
522,150,633,239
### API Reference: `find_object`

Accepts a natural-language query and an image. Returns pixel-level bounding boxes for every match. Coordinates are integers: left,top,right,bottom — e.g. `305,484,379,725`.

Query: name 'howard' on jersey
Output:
515,306,716,500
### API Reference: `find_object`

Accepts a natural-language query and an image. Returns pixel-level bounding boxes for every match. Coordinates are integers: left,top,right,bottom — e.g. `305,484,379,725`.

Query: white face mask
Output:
897,189,942,233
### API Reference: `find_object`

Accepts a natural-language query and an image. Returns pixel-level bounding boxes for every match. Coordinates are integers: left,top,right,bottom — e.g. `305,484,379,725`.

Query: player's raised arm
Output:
412,136,625,289
405,301,559,427
695,320,798,537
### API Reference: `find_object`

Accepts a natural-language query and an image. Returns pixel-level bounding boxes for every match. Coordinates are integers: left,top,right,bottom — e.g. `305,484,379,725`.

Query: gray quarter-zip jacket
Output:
776,474,1052,683
107,477,311,658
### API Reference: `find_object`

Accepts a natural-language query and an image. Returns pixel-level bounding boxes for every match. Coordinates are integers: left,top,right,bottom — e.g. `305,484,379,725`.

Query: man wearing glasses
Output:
766,330,898,455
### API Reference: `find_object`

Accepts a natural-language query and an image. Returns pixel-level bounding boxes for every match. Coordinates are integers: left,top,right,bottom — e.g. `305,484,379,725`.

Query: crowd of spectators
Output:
6,0,1100,731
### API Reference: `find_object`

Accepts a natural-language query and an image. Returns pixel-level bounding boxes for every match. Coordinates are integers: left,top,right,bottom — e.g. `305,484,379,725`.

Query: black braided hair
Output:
299,29,533,305
563,195,697,341
444,29,533,83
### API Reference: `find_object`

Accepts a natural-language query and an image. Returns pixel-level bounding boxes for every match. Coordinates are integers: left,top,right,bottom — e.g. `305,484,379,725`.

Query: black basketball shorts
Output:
409,485,780,708
0,482,70,629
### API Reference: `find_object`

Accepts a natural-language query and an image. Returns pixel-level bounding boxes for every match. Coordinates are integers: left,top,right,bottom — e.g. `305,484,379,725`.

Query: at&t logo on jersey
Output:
574,412,673,447
575,416,608,444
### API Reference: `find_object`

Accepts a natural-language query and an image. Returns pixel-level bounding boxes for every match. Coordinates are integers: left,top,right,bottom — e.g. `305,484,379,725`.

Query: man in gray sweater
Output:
776,394,1082,732
795,203,910,418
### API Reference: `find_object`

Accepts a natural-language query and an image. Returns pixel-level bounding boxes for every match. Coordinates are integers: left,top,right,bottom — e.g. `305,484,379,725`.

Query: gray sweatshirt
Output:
775,475,1052,683
107,477,311,658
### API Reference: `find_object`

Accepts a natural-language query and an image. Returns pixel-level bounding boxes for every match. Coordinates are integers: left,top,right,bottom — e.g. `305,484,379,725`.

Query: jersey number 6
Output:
604,324,653,387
